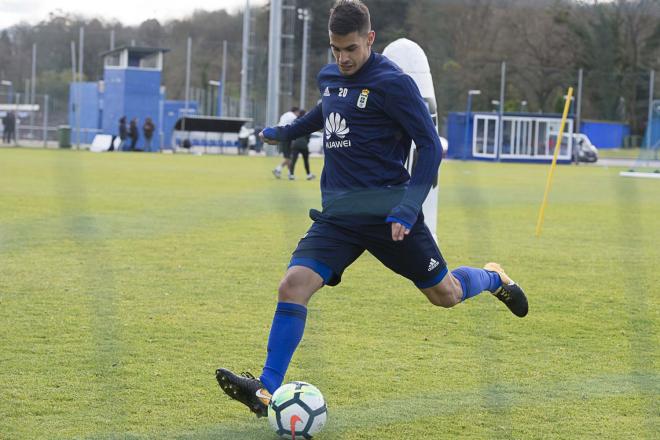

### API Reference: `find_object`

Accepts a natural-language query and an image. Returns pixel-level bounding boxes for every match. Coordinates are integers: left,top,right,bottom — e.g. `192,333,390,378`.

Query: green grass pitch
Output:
0,148,658,439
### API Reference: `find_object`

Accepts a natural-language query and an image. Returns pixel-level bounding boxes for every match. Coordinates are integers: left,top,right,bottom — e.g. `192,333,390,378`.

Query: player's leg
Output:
216,266,322,418
290,149,299,178
216,220,363,416
273,141,288,178
302,149,312,175
423,263,528,317
420,267,502,307
368,218,527,316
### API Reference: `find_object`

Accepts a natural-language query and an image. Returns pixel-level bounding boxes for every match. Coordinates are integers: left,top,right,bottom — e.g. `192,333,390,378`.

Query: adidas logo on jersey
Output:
428,258,439,272
323,87,330,96
324,112,351,148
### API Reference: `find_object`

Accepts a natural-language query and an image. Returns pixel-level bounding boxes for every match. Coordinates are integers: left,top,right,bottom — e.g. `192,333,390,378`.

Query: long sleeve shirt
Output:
275,51,442,228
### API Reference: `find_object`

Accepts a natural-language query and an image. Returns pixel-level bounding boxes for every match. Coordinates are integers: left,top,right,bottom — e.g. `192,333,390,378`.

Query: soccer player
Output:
216,0,528,418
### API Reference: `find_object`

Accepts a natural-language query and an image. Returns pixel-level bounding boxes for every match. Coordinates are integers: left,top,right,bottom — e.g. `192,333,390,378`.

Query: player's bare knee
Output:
427,292,457,308
422,285,462,308
277,268,321,305
277,277,304,303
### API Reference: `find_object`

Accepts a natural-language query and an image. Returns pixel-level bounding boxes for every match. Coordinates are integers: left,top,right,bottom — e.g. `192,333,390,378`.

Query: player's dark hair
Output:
291,106,300,112
328,0,371,36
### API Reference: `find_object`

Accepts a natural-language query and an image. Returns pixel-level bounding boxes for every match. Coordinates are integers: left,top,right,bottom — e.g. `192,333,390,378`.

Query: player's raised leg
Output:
216,266,324,416
421,263,528,317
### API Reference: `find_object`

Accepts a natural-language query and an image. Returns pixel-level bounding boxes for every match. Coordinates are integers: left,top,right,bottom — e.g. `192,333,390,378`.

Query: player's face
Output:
329,30,375,76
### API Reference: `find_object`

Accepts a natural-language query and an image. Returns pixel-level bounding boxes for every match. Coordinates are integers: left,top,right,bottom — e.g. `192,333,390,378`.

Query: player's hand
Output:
260,127,279,145
390,221,410,241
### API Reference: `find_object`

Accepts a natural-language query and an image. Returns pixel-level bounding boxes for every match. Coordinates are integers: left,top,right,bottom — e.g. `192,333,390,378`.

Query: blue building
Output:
68,82,102,144
68,46,195,151
447,111,632,162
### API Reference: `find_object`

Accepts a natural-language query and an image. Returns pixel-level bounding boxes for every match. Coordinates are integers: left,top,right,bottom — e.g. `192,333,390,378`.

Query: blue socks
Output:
451,266,502,301
260,302,307,393
258,270,498,391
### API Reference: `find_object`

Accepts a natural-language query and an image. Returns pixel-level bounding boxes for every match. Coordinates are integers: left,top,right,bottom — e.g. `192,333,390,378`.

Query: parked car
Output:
571,133,599,163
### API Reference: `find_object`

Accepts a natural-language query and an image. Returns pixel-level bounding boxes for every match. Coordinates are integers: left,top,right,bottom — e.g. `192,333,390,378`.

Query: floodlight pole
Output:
221,40,227,117
266,0,282,127
239,0,250,118
576,68,583,133
110,29,115,50
77,27,84,149
575,68,583,165
298,8,310,110
463,90,481,160
185,37,191,114
42,94,49,147
646,70,655,149
30,43,36,139
496,61,506,161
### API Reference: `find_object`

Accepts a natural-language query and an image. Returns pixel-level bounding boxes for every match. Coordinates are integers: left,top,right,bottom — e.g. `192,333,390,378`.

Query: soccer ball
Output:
268,381,327,439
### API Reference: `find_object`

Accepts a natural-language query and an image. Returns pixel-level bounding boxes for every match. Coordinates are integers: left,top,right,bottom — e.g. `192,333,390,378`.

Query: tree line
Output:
0,0,658,134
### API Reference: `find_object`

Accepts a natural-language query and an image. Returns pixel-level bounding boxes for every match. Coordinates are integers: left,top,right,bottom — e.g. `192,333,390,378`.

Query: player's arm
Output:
383,74,442,240
260,104,324,144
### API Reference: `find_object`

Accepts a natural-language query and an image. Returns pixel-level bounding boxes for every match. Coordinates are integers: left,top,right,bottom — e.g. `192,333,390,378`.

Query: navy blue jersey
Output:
277,52,442,228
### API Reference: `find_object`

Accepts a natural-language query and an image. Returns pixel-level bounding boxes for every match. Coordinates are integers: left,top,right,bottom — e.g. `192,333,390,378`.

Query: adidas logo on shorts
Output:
428,258,439,271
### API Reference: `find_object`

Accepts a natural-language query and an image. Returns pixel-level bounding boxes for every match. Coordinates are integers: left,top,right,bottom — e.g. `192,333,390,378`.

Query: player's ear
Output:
367,30,375,47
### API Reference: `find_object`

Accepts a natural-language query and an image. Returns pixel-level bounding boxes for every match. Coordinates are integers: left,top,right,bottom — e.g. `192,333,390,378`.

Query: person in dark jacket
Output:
118,116,128,150
3,111,16,144
289,110,315,180
129,118,139,151
143,117,155,151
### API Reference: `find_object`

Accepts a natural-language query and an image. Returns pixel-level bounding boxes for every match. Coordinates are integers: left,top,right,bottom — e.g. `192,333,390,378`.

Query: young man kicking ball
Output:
216,0,528,417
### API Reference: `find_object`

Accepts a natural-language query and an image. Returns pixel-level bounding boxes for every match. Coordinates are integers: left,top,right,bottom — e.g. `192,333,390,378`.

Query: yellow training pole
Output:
536,86,574,237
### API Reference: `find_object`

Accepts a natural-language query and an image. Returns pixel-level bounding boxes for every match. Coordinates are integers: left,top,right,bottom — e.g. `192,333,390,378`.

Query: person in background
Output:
118,116,128,150
143,117,155,151
272,106,300,178
2,112,8,143
129,118,139,151
289,109,315,181
3,111,16,144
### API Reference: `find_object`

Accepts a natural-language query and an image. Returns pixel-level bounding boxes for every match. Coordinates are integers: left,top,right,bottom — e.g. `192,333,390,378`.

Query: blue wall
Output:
446,112,471,159
68,82,101,144
580,120,630,149
102,68,162,151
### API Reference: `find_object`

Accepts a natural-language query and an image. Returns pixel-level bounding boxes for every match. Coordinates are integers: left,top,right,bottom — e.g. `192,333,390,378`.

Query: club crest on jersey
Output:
357,89,369,108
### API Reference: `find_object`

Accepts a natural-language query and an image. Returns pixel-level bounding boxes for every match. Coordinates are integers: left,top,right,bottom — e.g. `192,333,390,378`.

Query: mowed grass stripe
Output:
101,373,658,440
0,148,658,439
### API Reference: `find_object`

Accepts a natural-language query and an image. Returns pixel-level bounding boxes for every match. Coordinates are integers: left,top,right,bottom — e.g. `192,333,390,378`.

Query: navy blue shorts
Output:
289,215,448,289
